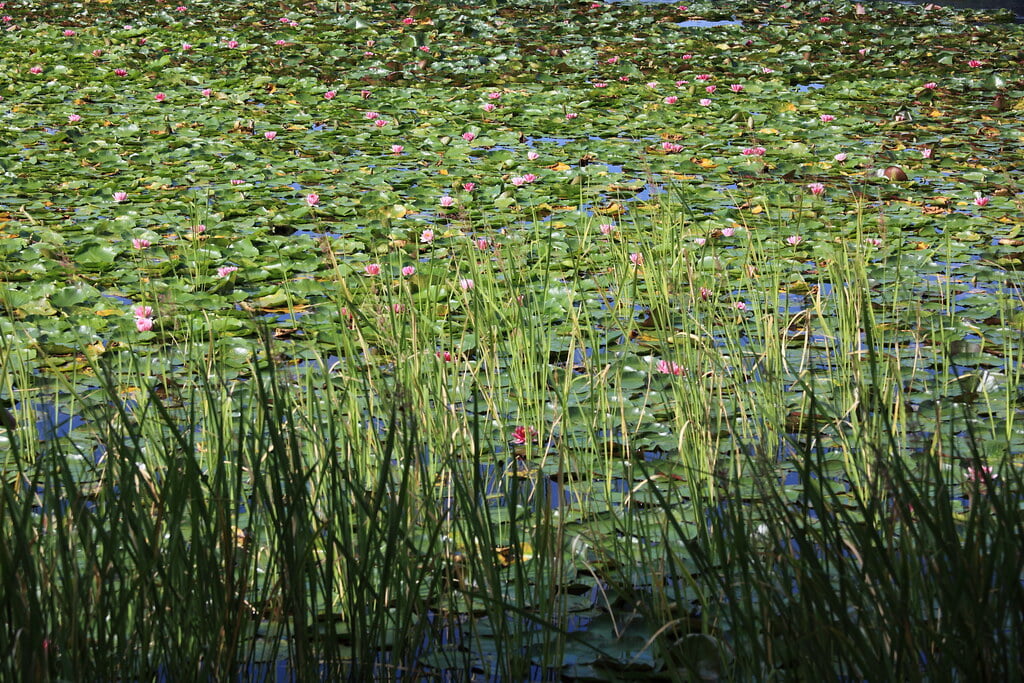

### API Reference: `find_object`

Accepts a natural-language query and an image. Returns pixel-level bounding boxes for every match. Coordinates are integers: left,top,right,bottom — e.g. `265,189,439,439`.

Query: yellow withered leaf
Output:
495,542,533,567
595,202,626,216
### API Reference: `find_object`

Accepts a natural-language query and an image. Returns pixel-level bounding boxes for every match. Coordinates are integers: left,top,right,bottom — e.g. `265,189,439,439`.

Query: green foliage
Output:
1,0,1023,678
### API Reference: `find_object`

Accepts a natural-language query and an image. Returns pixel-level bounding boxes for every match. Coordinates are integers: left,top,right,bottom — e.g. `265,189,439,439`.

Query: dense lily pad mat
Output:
1,0,1023,678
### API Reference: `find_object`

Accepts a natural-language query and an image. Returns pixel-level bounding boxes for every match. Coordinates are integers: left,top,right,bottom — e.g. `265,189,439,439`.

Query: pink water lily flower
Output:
440,196,455,208
135,317,154,332
132,238,151,250
264,131,277,140
663,95,678,104
461,132,477,142
305,193,319,207
154,92,167,102
966,465,997,483
786,235,804,246
68,114,81,123
482,103,497,112
459,278,475,291
819,114,836,123
324,90,336,100
29,66,43,74
742,147,766,156
420,229,435,243
401,265,416,277
629,253,644,266
365,263,381,276
730,84,744,92
510,425,538,444
974,196,990,207
656,360,684,376
113,191,128,202
705,85,717,94
391,144,404,154
967,59,984,67
808,183,825,196
217,266,238,277
699,98,712,107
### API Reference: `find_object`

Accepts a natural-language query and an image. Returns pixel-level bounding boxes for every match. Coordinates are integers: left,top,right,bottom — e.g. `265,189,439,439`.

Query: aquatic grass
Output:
625,350,1024,679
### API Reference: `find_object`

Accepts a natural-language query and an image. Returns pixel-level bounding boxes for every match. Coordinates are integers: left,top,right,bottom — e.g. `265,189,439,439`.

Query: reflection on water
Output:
678,19,743,27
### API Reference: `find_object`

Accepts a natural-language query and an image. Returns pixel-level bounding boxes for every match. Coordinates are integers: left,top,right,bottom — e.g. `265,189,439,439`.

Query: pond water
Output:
628,0,1024,17
886,0,1024,17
